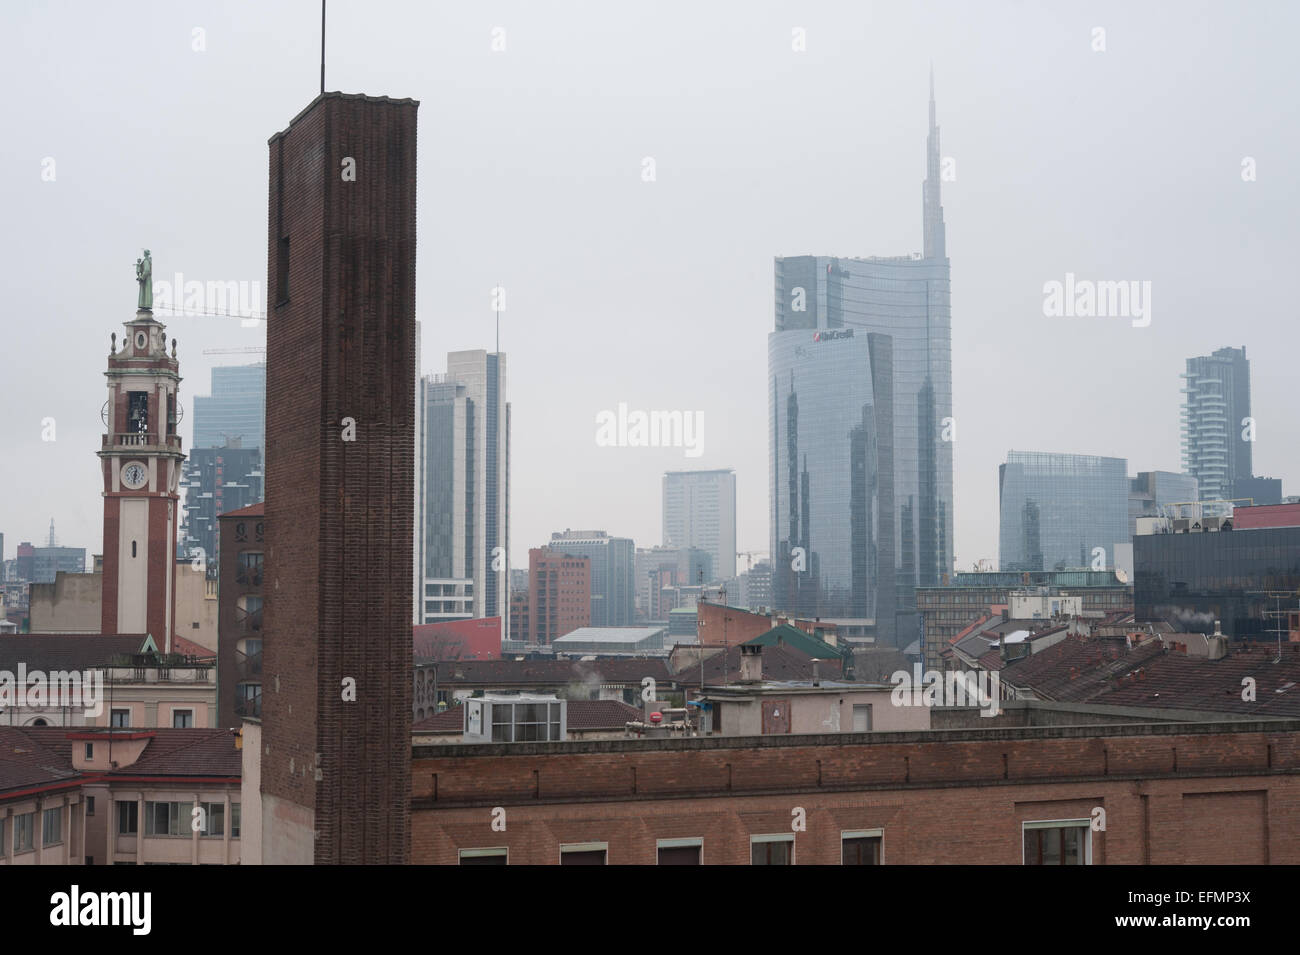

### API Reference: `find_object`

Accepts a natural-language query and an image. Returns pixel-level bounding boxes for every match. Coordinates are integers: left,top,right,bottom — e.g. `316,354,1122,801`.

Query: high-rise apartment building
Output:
999,452,1129,573
769,76,953,648
662,469,736,583
548,530,634,628
181,441,263,571
415,350,510,626
192,363,266,450
261,91,417,864
1181,346,1252,502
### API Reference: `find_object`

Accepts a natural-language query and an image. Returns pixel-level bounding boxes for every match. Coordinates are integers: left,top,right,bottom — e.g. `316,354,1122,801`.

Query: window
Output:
751,834,794,865
85,743,94,760
236,552,263,586
173,709,194,729
490,701,562,742
117,801,138,835
657,838,702,865
459,848,508,866
231,803,240,839
842,830,882,864
87,797,95,817
145,801,194,837
198,802,224,837
1023,820,1091,865
0,816,5,854
14,812,34,853
111,708,130,728
852,704,873,732
560,843,608,865
43,807,61,846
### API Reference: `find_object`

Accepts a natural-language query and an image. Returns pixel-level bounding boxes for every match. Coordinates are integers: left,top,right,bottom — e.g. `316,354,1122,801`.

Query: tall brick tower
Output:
99,302,185,647
261,92,418,864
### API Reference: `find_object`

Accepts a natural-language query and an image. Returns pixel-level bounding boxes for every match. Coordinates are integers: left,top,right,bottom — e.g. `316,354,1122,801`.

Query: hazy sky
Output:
2,0,1296,573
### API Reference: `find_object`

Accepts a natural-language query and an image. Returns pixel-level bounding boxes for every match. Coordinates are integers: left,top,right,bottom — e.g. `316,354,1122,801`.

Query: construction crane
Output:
736,551,767,572
202,346,266,359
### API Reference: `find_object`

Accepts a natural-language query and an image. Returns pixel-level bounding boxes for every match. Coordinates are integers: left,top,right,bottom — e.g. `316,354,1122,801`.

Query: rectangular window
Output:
85,743,94,759
842,830,883,864
560,842,608,865
173,709,194,729
87,797,95,817
236,551,263,586
852,704,873,732
145,801,193,837
751,834,794,865
200,802,225,837
111,708,130,728
459,847,508,865
231,803,240,839
1023,820,1091,865
657,838,702,865
43,807,62,846
14,812,34,853
117,801,138,835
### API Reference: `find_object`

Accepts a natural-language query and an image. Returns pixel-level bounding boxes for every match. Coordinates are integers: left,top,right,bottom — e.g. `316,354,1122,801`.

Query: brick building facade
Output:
411,721,1300,864
261,92,418,864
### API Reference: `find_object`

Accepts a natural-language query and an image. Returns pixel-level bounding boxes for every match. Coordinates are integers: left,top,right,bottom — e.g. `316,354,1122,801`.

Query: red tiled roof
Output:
169,633,215,659
219,502,264,518
1000,636,1300,718
0,634,149,671
0,727,240,796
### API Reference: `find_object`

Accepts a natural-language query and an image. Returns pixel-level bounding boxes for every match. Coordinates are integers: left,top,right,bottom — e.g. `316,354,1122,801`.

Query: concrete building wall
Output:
240,719,262,865
28,572,102,633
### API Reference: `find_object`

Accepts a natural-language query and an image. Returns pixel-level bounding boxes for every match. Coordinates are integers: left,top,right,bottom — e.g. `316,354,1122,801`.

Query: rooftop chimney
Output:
739,644,762,684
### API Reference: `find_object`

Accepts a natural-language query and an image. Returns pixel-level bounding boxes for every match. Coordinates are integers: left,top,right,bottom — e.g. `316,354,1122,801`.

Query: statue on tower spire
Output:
135,249,153,310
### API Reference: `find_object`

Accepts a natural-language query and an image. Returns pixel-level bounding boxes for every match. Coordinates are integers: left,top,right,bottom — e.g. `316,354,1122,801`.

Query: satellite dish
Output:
1114,568,1129,584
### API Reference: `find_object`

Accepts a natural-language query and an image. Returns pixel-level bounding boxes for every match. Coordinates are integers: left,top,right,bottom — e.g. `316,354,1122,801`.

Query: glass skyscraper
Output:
769,75,953,647
1181,346,1252,502
999,452,1129,573
192,363,266,450
416,351,510,625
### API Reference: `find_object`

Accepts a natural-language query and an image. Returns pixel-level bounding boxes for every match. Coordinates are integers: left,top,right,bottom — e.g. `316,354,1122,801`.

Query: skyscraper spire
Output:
923,67,946,260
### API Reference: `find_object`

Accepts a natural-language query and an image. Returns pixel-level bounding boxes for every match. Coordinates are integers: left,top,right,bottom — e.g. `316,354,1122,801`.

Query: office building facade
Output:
548,530,634,628
416,350,510,626
192,363,266,451
999,452,1129,573
662,469,736,583
1135,503,1300,637
769,79,953,647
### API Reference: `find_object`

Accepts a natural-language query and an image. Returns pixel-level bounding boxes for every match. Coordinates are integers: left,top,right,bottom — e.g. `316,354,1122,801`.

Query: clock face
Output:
121,462,148,489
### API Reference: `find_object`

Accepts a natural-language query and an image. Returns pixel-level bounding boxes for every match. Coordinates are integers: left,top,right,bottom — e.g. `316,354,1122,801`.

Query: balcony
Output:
103,433,183,451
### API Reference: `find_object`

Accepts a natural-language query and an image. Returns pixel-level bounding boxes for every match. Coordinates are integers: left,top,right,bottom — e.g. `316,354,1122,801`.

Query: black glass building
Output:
1135,525,1300,636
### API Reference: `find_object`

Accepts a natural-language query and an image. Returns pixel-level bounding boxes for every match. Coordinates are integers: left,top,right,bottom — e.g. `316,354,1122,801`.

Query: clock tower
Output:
99,253,185,648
